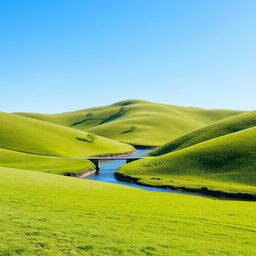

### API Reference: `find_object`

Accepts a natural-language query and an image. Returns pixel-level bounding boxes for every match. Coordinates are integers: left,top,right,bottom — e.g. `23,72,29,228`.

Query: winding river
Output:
87,149,214,198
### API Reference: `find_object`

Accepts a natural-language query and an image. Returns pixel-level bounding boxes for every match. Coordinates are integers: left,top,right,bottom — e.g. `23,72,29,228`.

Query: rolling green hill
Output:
117,126,256,197
148,110,256,156
0,111,134,176
0,112,134,157
16,100,244,146
0,166,255,256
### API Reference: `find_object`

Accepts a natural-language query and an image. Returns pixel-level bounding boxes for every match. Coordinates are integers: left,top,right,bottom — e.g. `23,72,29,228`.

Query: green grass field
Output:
16,100,244,146
117,126,256,196
148,110,256,156
0,166,255,256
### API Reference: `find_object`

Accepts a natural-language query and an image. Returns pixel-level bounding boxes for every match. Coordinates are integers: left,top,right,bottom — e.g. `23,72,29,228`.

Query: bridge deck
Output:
85,156,152,173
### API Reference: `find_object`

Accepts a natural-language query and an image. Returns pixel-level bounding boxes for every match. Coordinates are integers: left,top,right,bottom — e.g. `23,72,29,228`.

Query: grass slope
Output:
0,166,255,256
16,100,244,146
0,148,94,175
117,127,256,196
148,110,256,156
0,112,134,157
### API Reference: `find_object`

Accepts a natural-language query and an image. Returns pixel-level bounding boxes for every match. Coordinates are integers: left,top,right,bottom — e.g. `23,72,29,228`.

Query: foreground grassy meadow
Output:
0,166,255,256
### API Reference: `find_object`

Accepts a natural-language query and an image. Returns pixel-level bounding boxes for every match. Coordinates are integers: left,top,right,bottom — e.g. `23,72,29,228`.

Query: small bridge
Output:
86,156,151,173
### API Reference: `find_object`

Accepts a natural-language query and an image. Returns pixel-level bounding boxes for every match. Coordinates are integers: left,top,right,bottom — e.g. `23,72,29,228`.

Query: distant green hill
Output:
16,100,244,146
117,126,256,196
148,110,256,156
0,112,134,157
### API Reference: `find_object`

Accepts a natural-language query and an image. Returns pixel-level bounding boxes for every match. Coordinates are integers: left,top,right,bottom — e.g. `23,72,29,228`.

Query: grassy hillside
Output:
16,100,244,146
0,166,255,256
117,127,256,196
0,112,134,157
148,110,256,156
0,148,94,175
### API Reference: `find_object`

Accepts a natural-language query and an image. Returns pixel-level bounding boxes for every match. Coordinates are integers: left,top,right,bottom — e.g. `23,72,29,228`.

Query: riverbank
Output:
114,172,256,200
64,168,97,178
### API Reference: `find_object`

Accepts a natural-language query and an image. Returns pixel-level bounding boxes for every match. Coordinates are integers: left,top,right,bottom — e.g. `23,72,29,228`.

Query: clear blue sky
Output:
1,0,255,113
